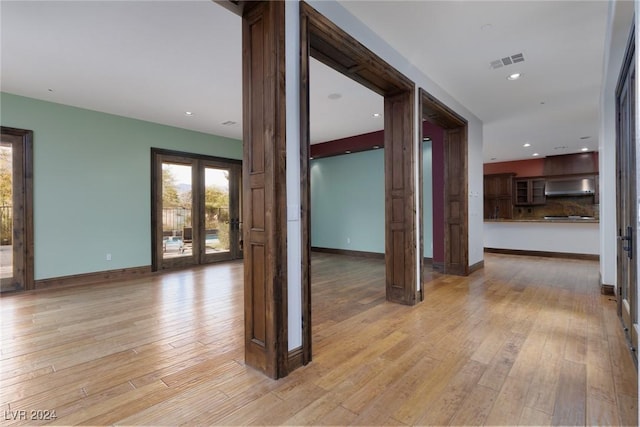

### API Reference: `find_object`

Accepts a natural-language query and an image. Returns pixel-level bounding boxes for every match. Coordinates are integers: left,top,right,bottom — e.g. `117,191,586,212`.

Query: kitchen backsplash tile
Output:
513,196,598,220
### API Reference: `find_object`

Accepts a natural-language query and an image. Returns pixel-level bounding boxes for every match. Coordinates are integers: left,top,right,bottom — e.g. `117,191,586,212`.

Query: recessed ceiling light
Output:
533,153,539,157
185,111,194,117
581,147,589,152
507,73,522,81
523,143,531,147
373,145,380,149
310,156,314,160
372,113,381,118
328,93,342,100
345,150,351,154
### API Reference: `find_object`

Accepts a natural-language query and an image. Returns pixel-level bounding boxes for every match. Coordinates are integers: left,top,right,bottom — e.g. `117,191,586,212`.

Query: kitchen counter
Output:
484,220,599,255
485,218,599,223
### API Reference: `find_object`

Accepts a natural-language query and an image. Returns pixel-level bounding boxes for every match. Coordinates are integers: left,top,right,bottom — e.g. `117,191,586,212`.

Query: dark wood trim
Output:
432,262,445,273
419,115,425,302
214,0,245,16
300,4,312,369
300,1,419,372
34,266,152,291
150,148,242,166
420,89,469,277
423,257,433,266
287,347,304,374
469,260,485,274
311,247,385,259
311,130,383,159
0,127,34,291
484,247,599,261
300,3,413,96
384,90,417,306
601,284,615,296
242,0,288,379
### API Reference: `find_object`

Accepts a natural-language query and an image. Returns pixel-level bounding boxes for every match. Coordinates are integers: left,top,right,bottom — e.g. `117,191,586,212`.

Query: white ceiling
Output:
1,1,613,162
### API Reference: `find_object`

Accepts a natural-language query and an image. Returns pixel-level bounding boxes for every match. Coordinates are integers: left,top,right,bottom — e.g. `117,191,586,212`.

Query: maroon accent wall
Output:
483,152,599,177
310,130,383,158
484,158,545,177
425,121,445,265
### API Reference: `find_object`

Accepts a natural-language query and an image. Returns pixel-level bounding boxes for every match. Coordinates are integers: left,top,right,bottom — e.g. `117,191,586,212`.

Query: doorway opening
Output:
419,89,469,277
615,26,638,357
0,126,34,293
151,149,242,271
308,56,386,350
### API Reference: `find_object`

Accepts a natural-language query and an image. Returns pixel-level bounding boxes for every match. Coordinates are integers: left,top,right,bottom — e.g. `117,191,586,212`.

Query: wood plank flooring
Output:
0,253,637,426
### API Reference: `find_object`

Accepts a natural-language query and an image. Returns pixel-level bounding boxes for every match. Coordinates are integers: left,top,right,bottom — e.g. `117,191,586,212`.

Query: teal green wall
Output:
1,93,242,280
310,150,385,253
310,146,433,257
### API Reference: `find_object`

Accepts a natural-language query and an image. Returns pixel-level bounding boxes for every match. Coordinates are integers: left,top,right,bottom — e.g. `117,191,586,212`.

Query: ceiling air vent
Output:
490,53,525,69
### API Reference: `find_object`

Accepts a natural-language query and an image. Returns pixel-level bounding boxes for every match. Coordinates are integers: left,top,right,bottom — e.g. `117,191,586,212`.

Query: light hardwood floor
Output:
0,253,637,426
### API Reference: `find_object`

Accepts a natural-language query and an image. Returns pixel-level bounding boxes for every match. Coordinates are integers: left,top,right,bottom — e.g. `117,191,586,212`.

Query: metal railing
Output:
162,206,229,234
0,205,12,245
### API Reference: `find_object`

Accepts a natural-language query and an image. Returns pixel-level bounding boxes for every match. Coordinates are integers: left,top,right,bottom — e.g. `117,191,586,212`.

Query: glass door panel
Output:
161,162,193,262
0,143,13,283
204,167,230,255
152,150,242,271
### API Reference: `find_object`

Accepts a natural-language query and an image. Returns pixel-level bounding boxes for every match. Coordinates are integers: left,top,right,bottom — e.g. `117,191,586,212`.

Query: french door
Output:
0,127,33,292
615,29,637,354
152,149,242,271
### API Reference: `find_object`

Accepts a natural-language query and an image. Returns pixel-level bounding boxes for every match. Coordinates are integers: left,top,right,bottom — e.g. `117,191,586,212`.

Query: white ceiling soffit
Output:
2,1,612,160
339,0,610,162
1,1,382,145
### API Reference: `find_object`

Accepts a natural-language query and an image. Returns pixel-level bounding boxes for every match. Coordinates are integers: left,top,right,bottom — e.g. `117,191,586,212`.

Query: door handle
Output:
619,226,633,259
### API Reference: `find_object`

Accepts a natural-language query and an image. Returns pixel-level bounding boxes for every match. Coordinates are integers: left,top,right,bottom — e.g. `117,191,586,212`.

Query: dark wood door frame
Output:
419,89,469,277
150,148,242,272
241,1,289,379
615,24,638,357
300,2,416,367
235,0,470,377
0,126,34,292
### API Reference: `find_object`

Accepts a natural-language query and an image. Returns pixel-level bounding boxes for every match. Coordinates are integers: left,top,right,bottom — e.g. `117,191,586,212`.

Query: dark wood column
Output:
384,91,418,305
420,89,469,277
444,127,468,275
242,1,288,379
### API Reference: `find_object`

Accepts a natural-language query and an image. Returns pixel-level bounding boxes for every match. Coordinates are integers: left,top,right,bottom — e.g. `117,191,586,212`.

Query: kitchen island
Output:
484,218,599,257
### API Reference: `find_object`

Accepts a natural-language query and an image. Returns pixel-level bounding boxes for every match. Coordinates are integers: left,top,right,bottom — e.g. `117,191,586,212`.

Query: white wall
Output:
484,222,600,255
600,0,634,289
307,0,484,271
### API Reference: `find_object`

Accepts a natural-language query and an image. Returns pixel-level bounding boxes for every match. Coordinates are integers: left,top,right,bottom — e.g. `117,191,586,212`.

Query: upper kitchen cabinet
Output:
484,173,514,219
514,178,546,206
543,152,598,176
484,173,514,198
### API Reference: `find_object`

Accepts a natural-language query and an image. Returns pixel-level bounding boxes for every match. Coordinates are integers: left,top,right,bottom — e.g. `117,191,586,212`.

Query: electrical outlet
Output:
106,253,112,261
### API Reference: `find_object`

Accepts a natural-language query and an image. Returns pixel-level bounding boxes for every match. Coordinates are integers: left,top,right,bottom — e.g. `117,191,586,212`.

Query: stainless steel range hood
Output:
545,177,595,197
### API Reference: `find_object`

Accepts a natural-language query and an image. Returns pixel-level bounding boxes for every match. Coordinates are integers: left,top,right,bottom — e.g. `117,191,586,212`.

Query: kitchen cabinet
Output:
484,173,514,219
514,178,546,205
543,152,598,176
484,173,513,198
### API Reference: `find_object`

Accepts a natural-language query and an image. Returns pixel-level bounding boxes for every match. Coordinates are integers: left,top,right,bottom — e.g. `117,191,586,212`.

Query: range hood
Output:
545,177,595,197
